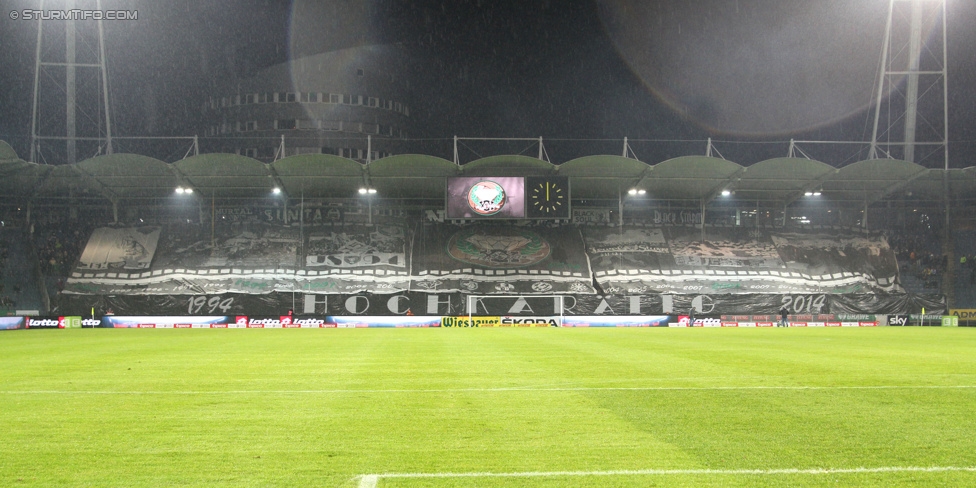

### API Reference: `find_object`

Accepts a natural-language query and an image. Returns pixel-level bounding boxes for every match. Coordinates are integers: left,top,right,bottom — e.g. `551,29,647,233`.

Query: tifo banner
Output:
58,291,947,317
66,223,410,295
302,223,410,292
63,222,929,309
584,224,901,294
411,223,596,294
77,226,160,270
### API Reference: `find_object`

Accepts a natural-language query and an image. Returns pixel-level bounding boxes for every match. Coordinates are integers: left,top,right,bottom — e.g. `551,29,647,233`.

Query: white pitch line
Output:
355,466,976,487
2,385,976,395
357,474,378,488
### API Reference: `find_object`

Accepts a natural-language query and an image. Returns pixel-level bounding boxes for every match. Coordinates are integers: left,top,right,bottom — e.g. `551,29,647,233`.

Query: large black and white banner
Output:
301,223,410,293
67,222,906,300
585,224,901,295
77,226,161,270
66,223,409,295
410,223,596,294
58,291,945,316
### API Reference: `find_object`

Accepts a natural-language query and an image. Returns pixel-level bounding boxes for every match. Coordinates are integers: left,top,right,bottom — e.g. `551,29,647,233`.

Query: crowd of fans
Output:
0,237,17,309
888,229,976,291
34,220,92,306
961,254,976,286
887,231,945,290
0,215,97,312
37,226,86,278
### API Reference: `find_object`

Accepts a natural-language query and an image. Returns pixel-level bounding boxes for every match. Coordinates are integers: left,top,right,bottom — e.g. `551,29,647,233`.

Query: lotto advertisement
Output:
23,316,84,329
671,314,879,327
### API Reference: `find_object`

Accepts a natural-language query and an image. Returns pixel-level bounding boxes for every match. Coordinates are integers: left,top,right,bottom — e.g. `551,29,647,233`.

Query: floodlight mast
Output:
29,0,114,164
869,0,947,168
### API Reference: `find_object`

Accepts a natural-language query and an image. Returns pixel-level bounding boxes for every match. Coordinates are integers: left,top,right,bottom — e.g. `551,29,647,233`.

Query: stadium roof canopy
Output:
1,141,974,208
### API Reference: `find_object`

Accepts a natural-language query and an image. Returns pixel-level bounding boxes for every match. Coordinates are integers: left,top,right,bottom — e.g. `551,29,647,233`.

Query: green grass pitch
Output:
2,327,975,487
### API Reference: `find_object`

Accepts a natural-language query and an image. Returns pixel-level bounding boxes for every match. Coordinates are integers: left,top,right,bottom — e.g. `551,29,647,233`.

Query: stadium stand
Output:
0,226,42,314
953,229,976,308
889,229,945,294
33,219,94,313
1,140,973,317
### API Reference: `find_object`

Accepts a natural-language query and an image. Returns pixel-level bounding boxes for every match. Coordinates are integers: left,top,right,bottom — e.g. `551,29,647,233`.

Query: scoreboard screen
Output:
445,176,570,220
446,177,525,219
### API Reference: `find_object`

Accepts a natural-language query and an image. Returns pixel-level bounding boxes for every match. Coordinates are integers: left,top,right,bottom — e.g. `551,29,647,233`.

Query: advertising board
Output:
0,317,25,330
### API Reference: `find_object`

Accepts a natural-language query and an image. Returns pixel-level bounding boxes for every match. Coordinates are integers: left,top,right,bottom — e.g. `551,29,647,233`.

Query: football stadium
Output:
2,0,976,486
3,139,976,486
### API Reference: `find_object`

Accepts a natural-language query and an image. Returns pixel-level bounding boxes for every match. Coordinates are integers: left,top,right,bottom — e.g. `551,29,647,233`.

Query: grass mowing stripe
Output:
357,465,976,486
3,384,976,394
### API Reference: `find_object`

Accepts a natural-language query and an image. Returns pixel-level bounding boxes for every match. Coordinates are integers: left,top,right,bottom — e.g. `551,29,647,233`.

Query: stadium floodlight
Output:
272,187,281,195
813,191,821,196
175,187,185,194
721,190,731,196
627,188,645,196
804,191,813,196
359,187,377,194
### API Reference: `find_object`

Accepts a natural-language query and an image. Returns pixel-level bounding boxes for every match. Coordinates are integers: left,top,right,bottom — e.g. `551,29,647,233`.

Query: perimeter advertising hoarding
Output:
25,317,62,329
887,314,910,326
669,315,879,327
101,316,232,328
949,309,976,326
23,316,82,329
328,316,443,328
0,317,25,330
561,316,670,327
671,317,724,327
446,177,525,219
440,316,560,327
236,316,443,328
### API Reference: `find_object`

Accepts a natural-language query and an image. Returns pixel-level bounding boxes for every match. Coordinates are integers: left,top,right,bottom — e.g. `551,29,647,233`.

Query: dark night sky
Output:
1,0,974,166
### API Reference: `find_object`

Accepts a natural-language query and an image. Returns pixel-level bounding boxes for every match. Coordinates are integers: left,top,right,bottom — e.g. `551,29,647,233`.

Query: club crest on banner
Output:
448,228,551,267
